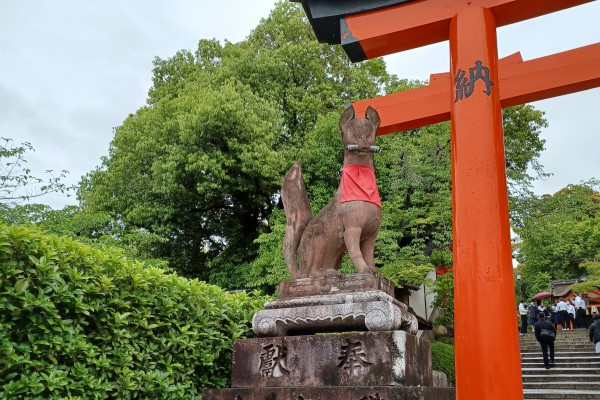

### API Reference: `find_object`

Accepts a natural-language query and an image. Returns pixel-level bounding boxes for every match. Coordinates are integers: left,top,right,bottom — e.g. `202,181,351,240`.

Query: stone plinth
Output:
252,290,418,337
203,386,455,400
278,271,395,299
231,331,432,388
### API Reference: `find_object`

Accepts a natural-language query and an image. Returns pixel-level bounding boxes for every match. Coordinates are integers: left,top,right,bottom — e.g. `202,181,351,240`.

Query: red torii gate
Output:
295,0,600,399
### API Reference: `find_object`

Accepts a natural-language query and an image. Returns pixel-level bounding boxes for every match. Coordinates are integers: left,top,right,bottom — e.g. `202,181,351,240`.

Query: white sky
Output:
1,0,599,209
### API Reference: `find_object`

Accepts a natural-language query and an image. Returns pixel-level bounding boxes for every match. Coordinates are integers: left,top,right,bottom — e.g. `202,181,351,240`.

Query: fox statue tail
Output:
281,162,312,279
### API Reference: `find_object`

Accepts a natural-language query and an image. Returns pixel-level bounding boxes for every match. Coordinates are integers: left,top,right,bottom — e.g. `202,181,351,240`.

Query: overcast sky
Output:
1,0,599,209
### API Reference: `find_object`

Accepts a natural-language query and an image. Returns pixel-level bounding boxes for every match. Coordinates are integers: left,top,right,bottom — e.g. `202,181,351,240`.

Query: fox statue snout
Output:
281,105,382,279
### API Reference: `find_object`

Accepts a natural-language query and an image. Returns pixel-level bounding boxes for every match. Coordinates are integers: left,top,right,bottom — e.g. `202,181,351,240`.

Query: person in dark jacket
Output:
528,301,538,332
589,314,600,353
534,312,556,369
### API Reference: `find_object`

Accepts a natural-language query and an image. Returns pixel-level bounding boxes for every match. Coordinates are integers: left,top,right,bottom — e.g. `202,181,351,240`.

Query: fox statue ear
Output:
365,106,381,132
339,104,355,131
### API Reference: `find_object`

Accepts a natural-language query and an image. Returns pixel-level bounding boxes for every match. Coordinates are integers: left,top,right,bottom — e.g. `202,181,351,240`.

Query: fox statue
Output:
282,105,382,279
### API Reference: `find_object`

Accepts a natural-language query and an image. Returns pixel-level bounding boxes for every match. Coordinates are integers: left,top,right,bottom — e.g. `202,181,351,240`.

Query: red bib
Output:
340,164,381,208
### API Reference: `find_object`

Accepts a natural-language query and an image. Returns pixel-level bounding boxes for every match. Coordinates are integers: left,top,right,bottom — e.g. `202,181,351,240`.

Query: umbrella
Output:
532,291,552,301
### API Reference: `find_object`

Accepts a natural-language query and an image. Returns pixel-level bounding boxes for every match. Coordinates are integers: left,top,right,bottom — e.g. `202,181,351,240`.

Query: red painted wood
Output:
353,42,600,134
344,0,592,59
449,8,523,399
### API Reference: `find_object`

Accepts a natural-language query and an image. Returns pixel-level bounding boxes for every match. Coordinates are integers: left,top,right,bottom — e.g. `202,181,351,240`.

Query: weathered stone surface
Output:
433,325,448,338
203,386,456,400
432,370,449,388
231,331,431,388
252,290,418,337
278,271,395,299
281,106,383,279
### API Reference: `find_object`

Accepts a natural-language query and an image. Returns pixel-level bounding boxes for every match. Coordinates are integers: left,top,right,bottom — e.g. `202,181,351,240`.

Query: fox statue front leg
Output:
341,201,381,274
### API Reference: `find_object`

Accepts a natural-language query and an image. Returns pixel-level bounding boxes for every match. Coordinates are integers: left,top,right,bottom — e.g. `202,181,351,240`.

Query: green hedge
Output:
431,339,455,384
0,223,268,399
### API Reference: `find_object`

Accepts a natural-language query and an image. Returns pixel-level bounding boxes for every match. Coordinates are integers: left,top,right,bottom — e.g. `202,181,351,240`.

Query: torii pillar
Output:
294,0,600,398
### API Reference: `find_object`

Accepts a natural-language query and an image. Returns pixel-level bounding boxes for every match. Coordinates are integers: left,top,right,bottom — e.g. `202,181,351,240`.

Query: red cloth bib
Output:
340,164,381,208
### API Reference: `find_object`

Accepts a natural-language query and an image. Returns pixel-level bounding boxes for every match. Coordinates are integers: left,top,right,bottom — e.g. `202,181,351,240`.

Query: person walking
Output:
567,301,576,330
534,312,556,369
573,293,587,329
590,314,600,353
519,300,528,334
556,297,569,330
528,301,538,333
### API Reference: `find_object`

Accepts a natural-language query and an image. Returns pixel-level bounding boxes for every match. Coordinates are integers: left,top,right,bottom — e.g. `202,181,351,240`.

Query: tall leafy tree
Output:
79,2,396,285
80,1,549,291
514,181,600,297
249,99,548,293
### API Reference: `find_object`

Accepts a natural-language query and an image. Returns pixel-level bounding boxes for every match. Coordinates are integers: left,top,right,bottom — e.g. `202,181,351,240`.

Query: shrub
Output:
431,339,455,384
0,223,268,399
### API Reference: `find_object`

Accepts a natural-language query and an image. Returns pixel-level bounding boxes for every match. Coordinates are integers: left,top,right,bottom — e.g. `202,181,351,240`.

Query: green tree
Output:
79,2,396,285
249,101,548,293
514,181,600,298
80,2,549,291
80,79,286,281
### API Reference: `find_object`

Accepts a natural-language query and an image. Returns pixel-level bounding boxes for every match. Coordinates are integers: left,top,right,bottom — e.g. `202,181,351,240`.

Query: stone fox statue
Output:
282,105,382,279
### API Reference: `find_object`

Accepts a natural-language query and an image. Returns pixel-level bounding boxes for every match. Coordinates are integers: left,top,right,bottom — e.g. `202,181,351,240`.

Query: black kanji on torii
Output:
454,60,495,102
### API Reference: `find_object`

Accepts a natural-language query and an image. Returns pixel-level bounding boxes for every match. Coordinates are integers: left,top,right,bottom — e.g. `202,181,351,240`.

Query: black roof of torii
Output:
291,0,416,61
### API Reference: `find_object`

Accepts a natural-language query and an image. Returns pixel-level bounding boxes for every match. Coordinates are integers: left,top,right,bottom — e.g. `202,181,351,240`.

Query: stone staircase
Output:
520,329,600,399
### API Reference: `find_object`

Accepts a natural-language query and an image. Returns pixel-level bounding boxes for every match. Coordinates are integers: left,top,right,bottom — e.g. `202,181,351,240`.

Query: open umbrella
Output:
532,291,552,301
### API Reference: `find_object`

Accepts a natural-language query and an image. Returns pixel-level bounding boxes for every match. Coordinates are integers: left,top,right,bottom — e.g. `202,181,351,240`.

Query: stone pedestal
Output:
253,290,418,337
203,330,455,400
231,331,431,388
203,273,454,400
278,271,395,299
203,386,455,400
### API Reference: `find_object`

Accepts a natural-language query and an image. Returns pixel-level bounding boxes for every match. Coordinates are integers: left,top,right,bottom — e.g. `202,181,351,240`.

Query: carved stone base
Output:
231,331,432,388
252,290,418,337
278,271,395,299
203,386,455,400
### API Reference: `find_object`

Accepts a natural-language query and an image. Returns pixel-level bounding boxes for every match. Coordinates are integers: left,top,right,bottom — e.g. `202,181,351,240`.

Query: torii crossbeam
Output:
295,0,600,399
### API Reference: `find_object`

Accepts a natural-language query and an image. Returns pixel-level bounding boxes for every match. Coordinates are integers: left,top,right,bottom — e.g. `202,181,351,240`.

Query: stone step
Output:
521,348,597,354
521,361,600,368
521,367,600,375
522,374,600,383
520,338,592,344
523,389,600,399
521,348,595,354
520,340,593,344
523,381,600,390
520,332,590,337
520,334,592,339
520,328,599,399
521,353,597,359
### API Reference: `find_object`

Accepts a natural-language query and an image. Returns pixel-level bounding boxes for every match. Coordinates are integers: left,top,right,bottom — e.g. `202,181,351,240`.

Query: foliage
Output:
0,223,268,399
0,138,74,204
79,2,394,284
246,208,289,293
431,340,455,384
0,204,168,268
245,96,547,294
431,273,454,327
514,181,600,297
78,1,548,293
572,259,600,293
